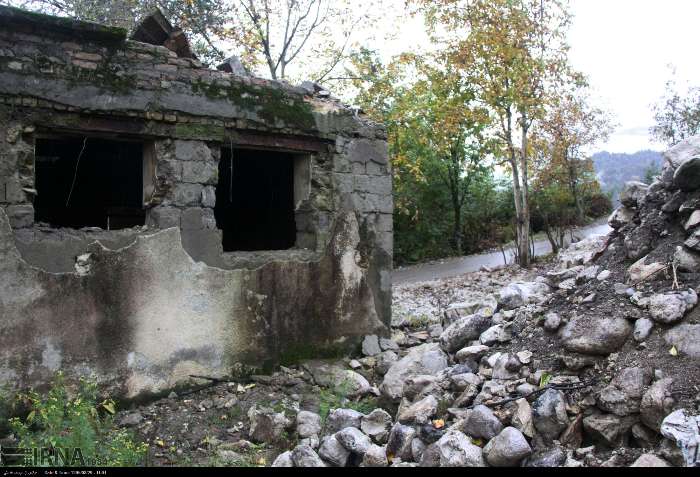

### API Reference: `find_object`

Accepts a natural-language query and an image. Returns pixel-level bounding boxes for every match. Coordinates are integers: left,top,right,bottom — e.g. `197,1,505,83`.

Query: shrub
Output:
585,192,613,218
8,372,148,467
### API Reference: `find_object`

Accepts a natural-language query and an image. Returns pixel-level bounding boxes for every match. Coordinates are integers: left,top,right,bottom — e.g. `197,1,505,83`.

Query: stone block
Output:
5,204,34,228
147,207,181,229
202,186,216,208
181,207,216,230
174,140,211,162
171,183,203,206
182,161,218,184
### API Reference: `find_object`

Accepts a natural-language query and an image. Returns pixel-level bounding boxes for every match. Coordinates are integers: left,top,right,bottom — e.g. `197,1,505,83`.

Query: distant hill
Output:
592,150,663,205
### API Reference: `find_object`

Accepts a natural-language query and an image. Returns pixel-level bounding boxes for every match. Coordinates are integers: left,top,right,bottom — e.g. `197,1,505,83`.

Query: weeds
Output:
8,372,148,467
318,378,378,422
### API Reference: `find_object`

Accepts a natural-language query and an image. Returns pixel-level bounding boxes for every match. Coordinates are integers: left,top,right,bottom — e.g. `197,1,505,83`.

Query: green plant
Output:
8,372,148,467
318,378,378,422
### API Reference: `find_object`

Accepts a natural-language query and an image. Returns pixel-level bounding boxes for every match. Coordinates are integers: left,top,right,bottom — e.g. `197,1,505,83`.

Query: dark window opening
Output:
215,148,296,251
34,136,146,230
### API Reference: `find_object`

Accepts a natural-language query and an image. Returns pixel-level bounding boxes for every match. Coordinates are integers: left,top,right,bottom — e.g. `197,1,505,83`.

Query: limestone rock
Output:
455,345,490,363
630,453,670,467
498,281,550,310
443,295,497,325
640,378,676,432
663,135,700,172
304,362,372,398
336,427,372,456
318,434,351,467
524,446,567,467
297,411,322,439
633,318,654,342
558,234,608,268
483,426,532,467
674,246,700,272
380,343,448,401
398,395,438,425
609,206,635,230
582,413,636,447
361,409,393,444
291,445,326,467
248,406,291,444
375,351,399,375
684,210,700,230
439,314,492,353
362,335,382,356
620,181,649,207
360,444,388,467
560,315,632,355
628,256,666,283
544,312,562,332
648,289,697,324
665,324,700,358
532,389,568,441
463,405,503,441
411,438,426,462
511,398,536,438
479,324,512,346
271,451,295,467
325,409,365,435
432,430,486,467
674,156,700,191
386,423,416,461
660,410,700,467
597,367,652,416
685,229,700,251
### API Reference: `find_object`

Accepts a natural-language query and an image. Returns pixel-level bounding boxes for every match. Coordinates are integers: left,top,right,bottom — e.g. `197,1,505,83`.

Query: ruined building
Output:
0,6,392,398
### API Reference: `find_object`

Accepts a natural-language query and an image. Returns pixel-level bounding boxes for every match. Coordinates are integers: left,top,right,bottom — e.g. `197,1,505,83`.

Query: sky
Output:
377,0,700,155
567,0,700,153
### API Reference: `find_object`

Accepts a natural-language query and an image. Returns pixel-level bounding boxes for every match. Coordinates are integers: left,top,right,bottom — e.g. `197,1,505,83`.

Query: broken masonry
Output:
0,6,393,399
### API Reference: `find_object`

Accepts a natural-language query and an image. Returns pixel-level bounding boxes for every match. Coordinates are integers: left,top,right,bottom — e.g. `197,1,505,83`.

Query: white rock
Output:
297,411,322,438
380,343,448,401
648,289,697,324
336,427,372,455
434,430,486,467
318,434,351,467
455,345,490,363
483,426,532,467
660,410,700,467
361,409,393,444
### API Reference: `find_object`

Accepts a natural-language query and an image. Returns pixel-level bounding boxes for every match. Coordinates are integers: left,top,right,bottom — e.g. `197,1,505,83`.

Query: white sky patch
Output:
567,0,700,153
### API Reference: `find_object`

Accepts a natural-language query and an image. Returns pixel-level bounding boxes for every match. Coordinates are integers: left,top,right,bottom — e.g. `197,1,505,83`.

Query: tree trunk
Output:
517,120,531,268
566,151,584,223
453,201,462,254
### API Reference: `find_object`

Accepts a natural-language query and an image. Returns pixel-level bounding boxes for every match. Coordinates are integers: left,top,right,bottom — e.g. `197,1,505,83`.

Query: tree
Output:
644,162,661,183
347,50,494,260
224,0,377,82
417,0,578,267
534,88,612,222
651,71,700,147
8,0,378,80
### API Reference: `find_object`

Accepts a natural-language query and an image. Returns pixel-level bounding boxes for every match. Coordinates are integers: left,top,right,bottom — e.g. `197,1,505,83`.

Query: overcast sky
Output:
380,0,700,154
568,0,700,153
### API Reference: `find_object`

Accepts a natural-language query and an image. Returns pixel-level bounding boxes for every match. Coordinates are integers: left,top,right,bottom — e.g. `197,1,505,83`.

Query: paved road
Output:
393,222,612,285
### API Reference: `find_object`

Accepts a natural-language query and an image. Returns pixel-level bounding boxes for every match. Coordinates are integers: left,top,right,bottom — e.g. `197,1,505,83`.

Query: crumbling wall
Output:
0,6,392,398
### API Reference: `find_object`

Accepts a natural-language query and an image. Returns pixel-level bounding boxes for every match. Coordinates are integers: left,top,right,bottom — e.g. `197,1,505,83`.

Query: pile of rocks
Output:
258,135,700,467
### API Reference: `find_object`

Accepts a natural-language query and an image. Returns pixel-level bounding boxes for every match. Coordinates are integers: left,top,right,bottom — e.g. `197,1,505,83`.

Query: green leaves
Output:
9,373,147,467
539,372,552,388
